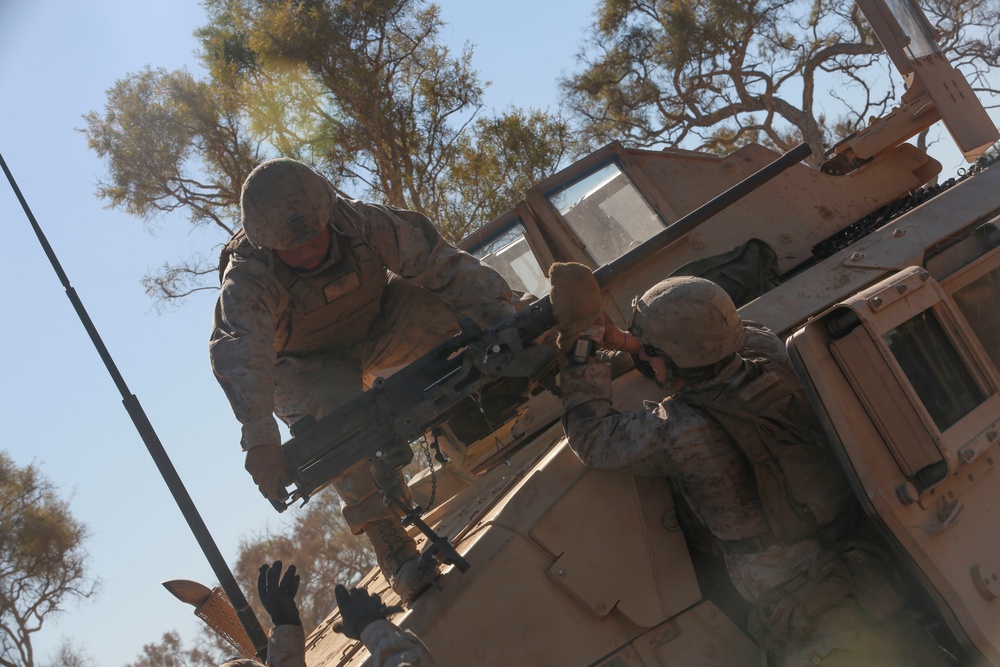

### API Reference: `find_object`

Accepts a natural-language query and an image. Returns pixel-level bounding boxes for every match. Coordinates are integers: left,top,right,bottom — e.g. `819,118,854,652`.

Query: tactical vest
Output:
683,356,853,543
219,223,388,356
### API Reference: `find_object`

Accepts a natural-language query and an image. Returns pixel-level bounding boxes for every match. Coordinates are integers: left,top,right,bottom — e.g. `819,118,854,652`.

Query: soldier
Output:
220,562,433,667
548,264,950,667
211,158,515,601
333,584,436,667
218,561,304,667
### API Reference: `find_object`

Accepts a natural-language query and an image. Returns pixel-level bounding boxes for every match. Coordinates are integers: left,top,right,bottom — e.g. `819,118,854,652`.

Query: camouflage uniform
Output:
361,619,436,667
559,325,947,666
265,625,306,667
211,197,514,533
219,622,433,667
216,626,304,667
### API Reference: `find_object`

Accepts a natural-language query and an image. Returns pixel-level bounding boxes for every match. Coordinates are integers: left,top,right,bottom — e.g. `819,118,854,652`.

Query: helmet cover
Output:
240,158,334,249
630,276,744,368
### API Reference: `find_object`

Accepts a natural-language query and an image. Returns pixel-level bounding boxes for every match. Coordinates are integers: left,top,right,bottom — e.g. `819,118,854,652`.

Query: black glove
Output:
258,561,301,627
332,584,403,640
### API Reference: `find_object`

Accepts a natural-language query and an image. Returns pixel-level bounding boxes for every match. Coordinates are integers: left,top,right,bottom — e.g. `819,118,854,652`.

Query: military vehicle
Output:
249,0,1000,663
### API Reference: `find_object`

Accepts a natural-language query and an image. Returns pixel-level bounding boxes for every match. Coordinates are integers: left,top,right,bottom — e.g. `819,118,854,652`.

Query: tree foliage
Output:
562,0,1000,165
121,631,220,667
38,639,96,667
233,492,375,631
0,453,98,667
84,0,571,308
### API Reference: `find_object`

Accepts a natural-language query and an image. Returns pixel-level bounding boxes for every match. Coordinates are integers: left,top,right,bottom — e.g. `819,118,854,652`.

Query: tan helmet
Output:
240,158,334,249
629,276,744,368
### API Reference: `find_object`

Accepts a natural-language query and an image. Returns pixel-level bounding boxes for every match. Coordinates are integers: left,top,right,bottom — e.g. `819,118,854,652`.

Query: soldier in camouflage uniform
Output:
548,264,950,667
210,158,515,601
219,562,433,667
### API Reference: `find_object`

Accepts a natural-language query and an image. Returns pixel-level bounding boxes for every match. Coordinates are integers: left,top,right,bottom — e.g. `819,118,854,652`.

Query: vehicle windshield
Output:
952,264,1000,372
546,162,665,266
468,220,549,297
883,308,987,431
884,0,940,59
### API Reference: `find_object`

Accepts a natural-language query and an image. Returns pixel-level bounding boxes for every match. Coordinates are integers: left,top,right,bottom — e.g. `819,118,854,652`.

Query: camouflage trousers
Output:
273,277,462,533
748,541,951,667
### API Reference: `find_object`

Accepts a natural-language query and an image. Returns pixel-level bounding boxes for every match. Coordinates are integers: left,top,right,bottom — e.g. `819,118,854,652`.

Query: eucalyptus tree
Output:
85,0,570,307
563,0,1000,165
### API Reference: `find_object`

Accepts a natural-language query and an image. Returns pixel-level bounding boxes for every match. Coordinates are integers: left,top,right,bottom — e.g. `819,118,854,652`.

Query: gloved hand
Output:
548,262,603,353
258,561,301,627
245,444,288,500
333,584,403,640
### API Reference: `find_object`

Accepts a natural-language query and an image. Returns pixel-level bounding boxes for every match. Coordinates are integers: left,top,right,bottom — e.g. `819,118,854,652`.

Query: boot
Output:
363,518,434,603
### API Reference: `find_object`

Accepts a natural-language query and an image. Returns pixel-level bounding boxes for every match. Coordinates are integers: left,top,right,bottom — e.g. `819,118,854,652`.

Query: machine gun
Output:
274,143,812,519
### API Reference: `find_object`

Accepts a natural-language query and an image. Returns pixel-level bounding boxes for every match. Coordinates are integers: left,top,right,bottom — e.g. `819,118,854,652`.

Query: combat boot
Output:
363,518,435,603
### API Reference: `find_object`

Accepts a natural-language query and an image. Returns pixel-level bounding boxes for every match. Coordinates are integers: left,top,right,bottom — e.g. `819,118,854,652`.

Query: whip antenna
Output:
0,151,269,659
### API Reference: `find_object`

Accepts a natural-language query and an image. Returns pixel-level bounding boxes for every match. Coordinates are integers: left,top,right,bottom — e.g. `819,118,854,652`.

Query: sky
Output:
0,1,996,666
0,0,598,665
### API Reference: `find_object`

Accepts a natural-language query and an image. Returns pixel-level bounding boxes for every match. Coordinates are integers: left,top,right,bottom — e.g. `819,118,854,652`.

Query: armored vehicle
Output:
272,0,1000,663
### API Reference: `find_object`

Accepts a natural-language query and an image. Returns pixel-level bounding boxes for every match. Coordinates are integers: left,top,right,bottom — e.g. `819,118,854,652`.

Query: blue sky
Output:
0,1,595,664
0,1,996,665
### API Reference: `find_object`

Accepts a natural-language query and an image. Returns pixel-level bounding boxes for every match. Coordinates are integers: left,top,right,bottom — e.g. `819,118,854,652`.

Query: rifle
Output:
274,143,812,514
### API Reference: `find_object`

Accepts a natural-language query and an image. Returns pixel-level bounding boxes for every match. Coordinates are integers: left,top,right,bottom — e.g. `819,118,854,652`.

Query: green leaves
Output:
86,0,571,307
564,0,1000,163
0,453,97,667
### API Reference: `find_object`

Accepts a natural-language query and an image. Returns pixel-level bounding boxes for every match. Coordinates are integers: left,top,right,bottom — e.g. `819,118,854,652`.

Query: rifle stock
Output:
274,143,811,511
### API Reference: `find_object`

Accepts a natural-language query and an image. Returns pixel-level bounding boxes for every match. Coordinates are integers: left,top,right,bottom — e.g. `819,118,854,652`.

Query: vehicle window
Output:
883,0,940,59
952,265,1000,372
883,309,987,431
468,221,549,297
546,162,665,266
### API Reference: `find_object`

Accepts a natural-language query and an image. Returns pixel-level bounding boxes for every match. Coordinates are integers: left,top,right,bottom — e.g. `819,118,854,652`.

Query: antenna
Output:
0,151,270,660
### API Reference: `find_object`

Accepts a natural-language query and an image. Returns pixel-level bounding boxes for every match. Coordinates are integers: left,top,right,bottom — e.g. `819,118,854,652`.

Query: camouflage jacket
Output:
267,625,306,667
210,198,513,449
361,619,436,667
559,325,841,602
260,621,434,667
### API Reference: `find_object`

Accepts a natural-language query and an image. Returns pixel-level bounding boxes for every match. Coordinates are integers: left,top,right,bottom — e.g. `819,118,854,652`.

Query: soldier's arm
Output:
209,256,285,449
266,625,307,667
348,199,515,327
559,362,681,476
361,619,436,667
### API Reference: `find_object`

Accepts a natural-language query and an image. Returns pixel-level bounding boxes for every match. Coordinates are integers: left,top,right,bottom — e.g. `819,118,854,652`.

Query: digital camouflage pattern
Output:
361,619,436,667
210,187,514,600
218,621,434,667
211,197,514,452
559,325,947,666
265,625,306,667
217,625,304,667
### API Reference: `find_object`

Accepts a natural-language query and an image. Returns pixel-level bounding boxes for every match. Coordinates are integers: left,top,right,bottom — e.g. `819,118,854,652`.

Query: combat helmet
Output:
629,276,744,369
240,158,334,249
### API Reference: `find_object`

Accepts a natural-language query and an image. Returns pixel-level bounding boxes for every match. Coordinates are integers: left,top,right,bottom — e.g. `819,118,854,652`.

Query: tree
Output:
84,0,571,308
562,0,1000,166
0,453,98,667
121,631,219,667
39,640,96,667
232,492,375,631
442,108,575,240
